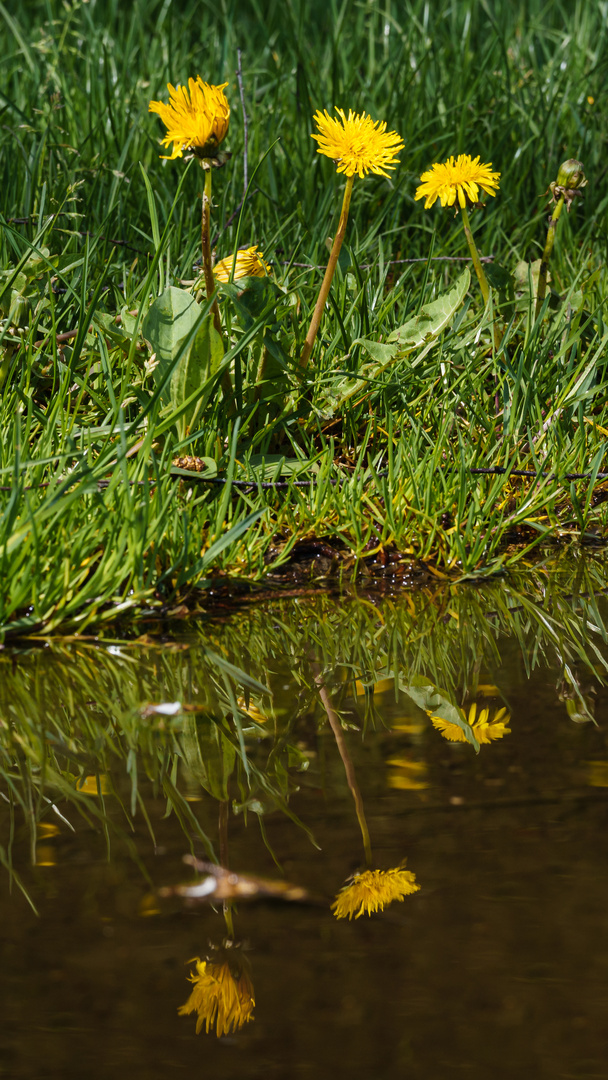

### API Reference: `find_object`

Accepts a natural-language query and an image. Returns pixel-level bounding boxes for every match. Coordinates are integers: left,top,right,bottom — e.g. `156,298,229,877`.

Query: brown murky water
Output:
1,570,608,1078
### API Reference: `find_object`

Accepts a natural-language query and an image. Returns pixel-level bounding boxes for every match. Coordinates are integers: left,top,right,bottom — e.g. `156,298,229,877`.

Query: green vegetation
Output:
1,0,608,637
2,555,606,907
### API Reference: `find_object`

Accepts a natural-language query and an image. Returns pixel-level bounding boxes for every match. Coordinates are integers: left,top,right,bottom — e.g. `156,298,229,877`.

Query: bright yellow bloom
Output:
178,955,255,1036
149,77,230,161
312,108,404,179
430,703,511,744
472,704,510,744
415,154,500,209
213,247,271,283
332,866,419,920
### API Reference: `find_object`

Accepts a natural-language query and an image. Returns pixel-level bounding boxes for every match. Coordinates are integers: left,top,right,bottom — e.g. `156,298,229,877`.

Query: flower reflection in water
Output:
332,865,420,920
179,942,254,1036
431,703,510,744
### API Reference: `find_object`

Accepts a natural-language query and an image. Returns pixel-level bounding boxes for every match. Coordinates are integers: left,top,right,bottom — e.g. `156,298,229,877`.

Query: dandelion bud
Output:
556,158,587,191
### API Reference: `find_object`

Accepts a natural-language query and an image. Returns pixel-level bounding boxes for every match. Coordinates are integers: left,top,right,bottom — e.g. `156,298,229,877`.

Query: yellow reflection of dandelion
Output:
588,761,608,787
415,154,500,210
76,774,111,795
148,78,230,161
213,247,271,283
35,846,56,867
473,705,511,744
430,703,510,744
179,953,255,1037
236,695,268,724
386,757,428,790
332,866,419,920
312,108,404,178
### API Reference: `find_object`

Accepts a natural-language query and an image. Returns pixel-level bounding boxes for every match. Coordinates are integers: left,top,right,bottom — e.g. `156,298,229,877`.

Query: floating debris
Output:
158,855,309,905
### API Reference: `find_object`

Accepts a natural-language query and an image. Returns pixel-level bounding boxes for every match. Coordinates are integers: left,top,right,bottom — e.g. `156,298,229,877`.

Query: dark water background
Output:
1,568,607,1079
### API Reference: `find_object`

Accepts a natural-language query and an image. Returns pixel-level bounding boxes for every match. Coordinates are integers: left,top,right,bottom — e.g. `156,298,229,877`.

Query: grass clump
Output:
1,0,608,637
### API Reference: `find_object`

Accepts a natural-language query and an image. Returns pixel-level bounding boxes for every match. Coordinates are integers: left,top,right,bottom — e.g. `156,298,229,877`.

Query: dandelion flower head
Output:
149,77,230,160
312,108,404,179
178,955,255,1037
332,866,419,920
213,246,271,283
415,154,500,209
430,703,510,744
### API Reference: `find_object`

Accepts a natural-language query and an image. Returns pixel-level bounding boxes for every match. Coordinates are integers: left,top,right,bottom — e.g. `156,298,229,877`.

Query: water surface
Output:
1,561,607,1078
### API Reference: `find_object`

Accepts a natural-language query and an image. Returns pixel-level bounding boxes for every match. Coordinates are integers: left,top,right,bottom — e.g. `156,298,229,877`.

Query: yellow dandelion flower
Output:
331,866,419,920
415,154,500,209
430,715,470,742
213,246,271,283
178,954,255,1037
431,703,510,744
311,108,404,179
149,77,230,161
473,705,511,744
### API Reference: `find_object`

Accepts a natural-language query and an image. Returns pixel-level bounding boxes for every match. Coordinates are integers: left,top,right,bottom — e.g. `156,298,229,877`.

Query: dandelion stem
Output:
300,174,354,368
201,167,222,336
201,165,234,405
460,204,502,351
314,669,372,868
254,341,270,401
535,194,564,320
218,799,235,939
460,204,490,305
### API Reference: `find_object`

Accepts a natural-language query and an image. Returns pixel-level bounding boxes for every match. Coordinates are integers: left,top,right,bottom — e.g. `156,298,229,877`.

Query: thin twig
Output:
284,255,495,270
5,463,608,495
236,48,249,196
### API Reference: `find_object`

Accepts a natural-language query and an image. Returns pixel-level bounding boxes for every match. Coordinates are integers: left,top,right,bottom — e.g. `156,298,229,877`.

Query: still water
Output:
1,560,608,1078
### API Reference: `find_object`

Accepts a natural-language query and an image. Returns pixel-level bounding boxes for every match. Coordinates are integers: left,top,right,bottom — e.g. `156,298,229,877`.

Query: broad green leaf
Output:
387,267,471,350
141,286,200,404
318,269,471,417
398,674,480,752
172,310,224,437
141,286,224,436
356,339,399,365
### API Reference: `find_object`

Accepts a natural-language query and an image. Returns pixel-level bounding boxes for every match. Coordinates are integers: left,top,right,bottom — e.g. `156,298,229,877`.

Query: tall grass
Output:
1,0,608,636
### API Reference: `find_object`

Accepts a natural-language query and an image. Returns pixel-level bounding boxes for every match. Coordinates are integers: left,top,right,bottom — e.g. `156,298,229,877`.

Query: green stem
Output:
201,167,222,335
254,341,270,402
200,165,234,405
315,673,372,869
461,203,502,351
218,798,235,939
300,174,355,369
535,194,564,320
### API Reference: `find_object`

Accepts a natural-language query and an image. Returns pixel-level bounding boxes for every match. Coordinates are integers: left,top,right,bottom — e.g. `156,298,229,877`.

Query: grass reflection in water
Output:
0,558,607,1044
